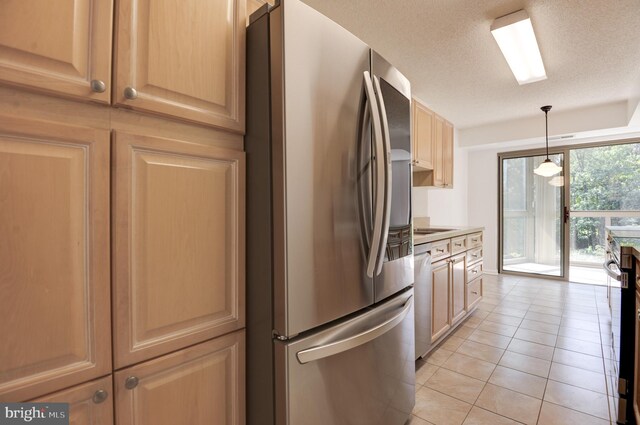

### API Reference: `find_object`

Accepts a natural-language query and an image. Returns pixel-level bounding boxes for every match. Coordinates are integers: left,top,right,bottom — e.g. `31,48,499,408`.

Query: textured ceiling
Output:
300,0,640,129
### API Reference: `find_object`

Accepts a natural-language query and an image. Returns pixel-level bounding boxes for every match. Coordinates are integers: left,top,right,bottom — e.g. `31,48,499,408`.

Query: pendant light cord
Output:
541,105,552,160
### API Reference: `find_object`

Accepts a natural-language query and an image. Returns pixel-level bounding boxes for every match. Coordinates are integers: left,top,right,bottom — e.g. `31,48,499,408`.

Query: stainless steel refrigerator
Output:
246,1,414,423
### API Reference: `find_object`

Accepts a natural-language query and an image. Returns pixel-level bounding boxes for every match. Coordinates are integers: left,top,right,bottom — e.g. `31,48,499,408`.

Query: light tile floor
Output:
410,273,617,425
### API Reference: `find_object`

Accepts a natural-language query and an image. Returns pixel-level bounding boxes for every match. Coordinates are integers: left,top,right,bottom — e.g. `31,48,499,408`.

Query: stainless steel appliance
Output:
604,227,640,424
246,1,414,424
414,243,432,360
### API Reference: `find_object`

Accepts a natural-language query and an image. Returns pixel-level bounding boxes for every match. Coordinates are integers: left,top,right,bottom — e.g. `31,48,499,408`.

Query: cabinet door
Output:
451,253,466,324
114,0,245,132
33,376,114,425
431,114,445,187
115,331,245,425
0,0,113,103
0,115,111,401
412,100,434,170
112,131,245,368
443,121,454,188
431,260,450,342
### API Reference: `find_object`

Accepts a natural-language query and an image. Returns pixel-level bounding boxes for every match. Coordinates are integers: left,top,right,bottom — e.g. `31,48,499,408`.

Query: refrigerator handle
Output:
296,295,413,364
363,71,385,278
372,76,392,276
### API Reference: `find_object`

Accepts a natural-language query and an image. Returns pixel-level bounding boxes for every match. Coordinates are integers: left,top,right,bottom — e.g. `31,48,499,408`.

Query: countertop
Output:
606,226,640,261
414,226,484,245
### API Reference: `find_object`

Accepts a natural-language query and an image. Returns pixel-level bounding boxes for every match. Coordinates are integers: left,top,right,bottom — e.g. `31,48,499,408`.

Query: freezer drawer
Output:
275,289,415,425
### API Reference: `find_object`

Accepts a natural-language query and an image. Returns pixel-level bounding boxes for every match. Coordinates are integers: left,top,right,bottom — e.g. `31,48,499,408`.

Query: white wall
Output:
412,130,469,227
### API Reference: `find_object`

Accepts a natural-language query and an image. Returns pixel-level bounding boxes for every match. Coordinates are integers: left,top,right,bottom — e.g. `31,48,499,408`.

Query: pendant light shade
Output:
533,105,562,177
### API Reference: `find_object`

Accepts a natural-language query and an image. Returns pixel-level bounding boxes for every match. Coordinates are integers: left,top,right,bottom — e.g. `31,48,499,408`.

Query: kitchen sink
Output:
414,228,457,234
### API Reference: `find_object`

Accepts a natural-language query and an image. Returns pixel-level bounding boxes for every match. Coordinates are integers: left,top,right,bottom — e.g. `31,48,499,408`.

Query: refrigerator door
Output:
271,0,374,337
371,52,414,303
275,289,415,425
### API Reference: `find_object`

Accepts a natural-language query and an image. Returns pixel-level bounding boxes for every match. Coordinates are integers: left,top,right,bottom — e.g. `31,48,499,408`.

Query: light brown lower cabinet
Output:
431,260,451,341
451,254,466,324
32,376,114,425
115,331,245,425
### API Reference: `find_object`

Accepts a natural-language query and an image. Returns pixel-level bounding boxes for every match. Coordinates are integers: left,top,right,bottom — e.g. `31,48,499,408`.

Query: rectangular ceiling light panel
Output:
491,10,547,85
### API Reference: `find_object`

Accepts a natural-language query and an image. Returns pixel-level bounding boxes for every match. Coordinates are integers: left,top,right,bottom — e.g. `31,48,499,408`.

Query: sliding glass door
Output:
500,153,565,277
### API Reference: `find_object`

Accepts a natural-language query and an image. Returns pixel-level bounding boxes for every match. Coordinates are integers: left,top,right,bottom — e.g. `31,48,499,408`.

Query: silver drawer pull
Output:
92,389,108,404
436,248,444,253
472,254,479,258
124,86,138,100
125,376,139,389
471,291,478,295
90,79,106,93
472,269,478,274
471,238,479,242
455,242,462,247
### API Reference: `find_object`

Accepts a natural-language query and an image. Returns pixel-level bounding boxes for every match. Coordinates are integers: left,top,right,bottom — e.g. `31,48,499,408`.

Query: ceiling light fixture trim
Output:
491,10,547,85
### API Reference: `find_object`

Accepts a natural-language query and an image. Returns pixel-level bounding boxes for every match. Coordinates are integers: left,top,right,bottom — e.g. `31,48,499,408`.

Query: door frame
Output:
498,137,640,282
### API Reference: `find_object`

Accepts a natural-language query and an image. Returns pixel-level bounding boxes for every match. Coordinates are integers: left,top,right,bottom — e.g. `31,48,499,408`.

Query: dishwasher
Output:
414,242,432,360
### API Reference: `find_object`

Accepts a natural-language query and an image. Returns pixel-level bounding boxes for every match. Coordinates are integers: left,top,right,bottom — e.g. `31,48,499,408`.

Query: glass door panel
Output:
501,153,564,277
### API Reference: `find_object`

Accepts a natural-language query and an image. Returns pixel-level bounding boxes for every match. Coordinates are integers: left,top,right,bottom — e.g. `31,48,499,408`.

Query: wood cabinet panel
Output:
33,376,114,425
114,0,246,131
443,121,453,187
0,0,113,103
466,277,482,311
112,130,245,368
431,260,451,342
0,115,111,401
432,115,445,187
451,254,466,324
115,331,245,425
412,100,434,170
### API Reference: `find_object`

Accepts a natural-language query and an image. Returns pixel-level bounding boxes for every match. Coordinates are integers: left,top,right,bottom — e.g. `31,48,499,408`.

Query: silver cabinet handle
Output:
372,76,392,276
92,389,108,404
124,376,139,389
472,254,479,258
471,291,478,295
472,269,478,274
455,242,462,247
603,260,621,281
90,80,106,93
124,86,138,100
297,296,413,364
436,248,445,253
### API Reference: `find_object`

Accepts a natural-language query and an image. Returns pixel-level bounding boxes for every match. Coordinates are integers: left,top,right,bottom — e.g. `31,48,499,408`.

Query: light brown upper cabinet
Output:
112,130,245,368
0,114,111,401
114,0,246,132
115,331,245,425
412,99,435,170
412,99,454,188
443,121,454,187
0,0,113,103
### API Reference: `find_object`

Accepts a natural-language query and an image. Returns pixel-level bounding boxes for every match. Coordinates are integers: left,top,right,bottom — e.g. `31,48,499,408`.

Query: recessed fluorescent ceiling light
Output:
491,10,546,85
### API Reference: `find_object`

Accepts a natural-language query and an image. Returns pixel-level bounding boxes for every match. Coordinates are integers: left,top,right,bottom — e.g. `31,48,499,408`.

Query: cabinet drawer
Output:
466,278,482,311
467,261,483,281
466,232,483,249
467,247,483,265
430,239,451,262
451,236,467,255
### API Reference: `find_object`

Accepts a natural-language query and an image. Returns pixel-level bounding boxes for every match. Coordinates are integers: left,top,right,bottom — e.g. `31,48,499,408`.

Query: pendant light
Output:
533,105,562,177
